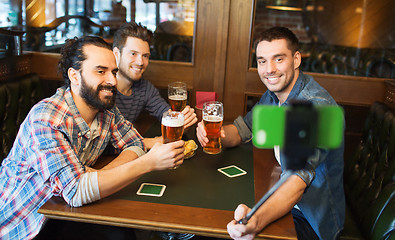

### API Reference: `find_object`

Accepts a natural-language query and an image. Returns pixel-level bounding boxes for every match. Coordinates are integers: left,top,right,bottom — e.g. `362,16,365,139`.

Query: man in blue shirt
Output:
196,27,345,240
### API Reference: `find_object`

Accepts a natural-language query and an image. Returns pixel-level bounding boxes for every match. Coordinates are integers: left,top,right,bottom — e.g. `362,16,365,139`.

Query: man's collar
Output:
63,86,91,134
285,71,305,103
58,86,115,137
131,77,143,87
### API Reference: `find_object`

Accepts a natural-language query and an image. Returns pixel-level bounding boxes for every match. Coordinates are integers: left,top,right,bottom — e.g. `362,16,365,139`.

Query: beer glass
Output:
202,101,223,154
168,82,187,111
161,111,185,144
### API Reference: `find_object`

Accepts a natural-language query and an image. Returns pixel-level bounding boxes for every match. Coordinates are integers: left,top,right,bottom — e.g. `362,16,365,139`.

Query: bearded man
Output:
0,36,185,239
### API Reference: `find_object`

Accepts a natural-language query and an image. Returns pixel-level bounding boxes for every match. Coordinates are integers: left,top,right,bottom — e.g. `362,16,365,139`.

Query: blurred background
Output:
0,0,393,79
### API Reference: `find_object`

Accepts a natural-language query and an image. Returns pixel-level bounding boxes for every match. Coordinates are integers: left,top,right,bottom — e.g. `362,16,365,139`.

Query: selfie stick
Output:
237,170,293,224
238,101,337,225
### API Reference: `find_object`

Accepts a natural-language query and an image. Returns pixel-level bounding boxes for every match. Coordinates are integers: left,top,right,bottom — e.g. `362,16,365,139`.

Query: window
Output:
93,0,195,62
0,0,18,27
5,0,196,62
251,0,395,79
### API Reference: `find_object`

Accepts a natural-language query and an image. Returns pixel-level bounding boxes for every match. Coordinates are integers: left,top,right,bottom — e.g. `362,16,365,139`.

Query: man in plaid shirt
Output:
0,36,185,239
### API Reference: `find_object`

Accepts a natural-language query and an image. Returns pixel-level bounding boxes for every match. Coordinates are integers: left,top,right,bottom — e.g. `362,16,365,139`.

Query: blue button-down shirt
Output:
234,71,345,240
0,86,145,239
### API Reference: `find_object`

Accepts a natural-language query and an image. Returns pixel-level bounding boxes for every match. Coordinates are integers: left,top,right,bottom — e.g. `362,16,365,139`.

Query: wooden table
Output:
38,123,296,239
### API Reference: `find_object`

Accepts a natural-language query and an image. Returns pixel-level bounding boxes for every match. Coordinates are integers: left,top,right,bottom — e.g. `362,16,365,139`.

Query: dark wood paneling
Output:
0,54,32,81
385,80,395,108
223,0,254,121
309,73,386,106
30,52,61,81
143,61,194,89
193,0,230,106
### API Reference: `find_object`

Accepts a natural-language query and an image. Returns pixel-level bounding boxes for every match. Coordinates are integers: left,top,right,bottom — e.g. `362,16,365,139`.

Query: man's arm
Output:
221,124,242,147
71,141,184,207
96,140,184,198
96,147,144,170
227,175,306,239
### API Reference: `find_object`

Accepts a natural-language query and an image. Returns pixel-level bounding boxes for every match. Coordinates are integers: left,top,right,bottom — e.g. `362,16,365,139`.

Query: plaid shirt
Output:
0,86,145,239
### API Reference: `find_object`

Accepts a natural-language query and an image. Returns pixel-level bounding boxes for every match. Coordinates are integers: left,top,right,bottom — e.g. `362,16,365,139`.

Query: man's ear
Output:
68,68,80,86
113,47,120,66
294,51,301,69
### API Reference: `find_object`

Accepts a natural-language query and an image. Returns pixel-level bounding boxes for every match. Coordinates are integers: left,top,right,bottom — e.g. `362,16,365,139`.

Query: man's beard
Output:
265,69,296,94
118,60,141,83
277,70,295,94
274,73,294,94
80,75,117,110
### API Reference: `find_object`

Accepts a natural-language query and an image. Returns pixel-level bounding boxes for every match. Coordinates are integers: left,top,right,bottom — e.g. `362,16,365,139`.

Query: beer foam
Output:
169,95,187,101
162,115,184,127
203,115,223,122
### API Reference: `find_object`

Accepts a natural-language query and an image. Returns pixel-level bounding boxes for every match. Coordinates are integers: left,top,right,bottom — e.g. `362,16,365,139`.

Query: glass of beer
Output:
202,101,223,154
161,111,185,144
168,82,187,111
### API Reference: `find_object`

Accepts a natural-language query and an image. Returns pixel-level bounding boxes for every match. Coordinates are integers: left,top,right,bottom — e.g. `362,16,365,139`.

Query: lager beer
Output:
202,101,224,154
169,95,187,112
161,111,184,144
168,82,187,111
203,115,223,154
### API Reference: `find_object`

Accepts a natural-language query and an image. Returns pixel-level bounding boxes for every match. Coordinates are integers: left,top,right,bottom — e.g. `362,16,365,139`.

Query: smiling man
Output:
196,27,345,240
0,36,185,239
112,22,197,136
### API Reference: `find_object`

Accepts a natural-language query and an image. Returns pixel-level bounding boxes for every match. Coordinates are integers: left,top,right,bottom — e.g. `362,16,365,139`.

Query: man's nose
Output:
135,55,143,65
106,72,117,85
266,61,276,74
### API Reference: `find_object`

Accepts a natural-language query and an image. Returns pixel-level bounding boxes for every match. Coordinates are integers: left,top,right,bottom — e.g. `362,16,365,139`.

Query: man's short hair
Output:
256,27,299,54
58,36,112,86
112,22,153,52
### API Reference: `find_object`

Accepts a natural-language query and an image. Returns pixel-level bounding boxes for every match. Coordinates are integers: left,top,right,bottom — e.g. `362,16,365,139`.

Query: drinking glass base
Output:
203,148,222,155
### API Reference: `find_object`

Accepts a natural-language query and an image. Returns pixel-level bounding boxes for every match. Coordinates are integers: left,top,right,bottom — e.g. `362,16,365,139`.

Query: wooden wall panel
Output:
193,0,230,106
30,52,61,81
0,54,32,81
310,73,386,106
143,61,193,89
223,0,254,121
144,0,232,109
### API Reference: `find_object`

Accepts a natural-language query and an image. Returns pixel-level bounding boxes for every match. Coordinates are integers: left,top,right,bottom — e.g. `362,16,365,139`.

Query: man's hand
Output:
145,140,185,170
227,204,259,240
181,105,197,129
196,121,225,147
196,121,208,147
